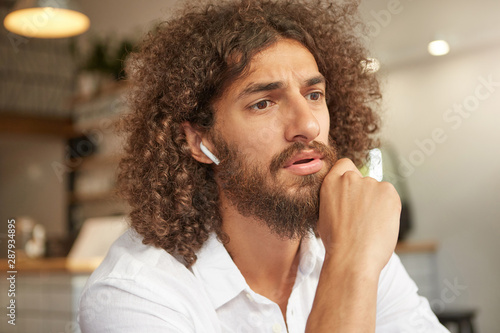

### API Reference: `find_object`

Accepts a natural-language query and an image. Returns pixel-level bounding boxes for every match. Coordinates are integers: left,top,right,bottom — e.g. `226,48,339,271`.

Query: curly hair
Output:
118,0,381,266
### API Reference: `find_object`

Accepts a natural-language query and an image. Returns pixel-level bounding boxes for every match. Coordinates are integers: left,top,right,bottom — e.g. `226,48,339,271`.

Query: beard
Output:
210,133,338,240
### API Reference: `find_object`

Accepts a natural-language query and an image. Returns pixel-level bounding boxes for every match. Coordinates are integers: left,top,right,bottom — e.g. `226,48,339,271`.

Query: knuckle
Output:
380,181,402,208
337,157,354,167
364,175,379,184
380,180,395,191
344,170,358,178
342,170,361,183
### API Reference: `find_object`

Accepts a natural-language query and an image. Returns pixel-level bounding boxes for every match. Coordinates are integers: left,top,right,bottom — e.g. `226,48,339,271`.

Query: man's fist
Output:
317,158,401,274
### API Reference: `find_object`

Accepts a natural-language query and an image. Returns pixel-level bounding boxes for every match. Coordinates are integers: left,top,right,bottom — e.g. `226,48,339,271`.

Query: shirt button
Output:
245,293,254,302
272,323,282,333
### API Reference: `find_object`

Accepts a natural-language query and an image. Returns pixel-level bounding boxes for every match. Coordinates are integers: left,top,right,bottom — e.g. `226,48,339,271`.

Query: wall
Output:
79,0,181,40
0,134,67,239
381,44,500,333
0,5,76,250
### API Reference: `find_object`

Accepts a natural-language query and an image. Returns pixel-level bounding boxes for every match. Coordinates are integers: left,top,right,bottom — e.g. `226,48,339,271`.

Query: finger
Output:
327,158,363,178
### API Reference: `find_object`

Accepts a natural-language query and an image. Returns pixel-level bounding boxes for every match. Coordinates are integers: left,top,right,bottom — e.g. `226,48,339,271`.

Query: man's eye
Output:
251,100,272,110
307,92,322,101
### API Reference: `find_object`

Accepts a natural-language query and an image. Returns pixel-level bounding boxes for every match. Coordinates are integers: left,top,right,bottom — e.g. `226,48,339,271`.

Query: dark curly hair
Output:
118,0,381,266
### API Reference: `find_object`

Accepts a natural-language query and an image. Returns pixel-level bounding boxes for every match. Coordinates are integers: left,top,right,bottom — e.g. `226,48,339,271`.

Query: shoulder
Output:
79,229,220,332
83,228,191,285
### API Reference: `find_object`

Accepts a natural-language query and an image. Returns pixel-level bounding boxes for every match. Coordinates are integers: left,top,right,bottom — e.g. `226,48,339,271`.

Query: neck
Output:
219,192,301,316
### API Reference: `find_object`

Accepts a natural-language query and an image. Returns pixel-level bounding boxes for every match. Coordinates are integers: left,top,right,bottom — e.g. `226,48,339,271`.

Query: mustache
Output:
269,141,337,175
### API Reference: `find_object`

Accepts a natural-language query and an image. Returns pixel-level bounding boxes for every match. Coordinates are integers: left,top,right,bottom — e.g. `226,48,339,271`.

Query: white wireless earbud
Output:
200,142,220,165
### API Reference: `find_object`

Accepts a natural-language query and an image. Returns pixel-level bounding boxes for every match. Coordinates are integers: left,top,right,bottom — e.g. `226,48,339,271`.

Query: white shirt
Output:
79,229,449,333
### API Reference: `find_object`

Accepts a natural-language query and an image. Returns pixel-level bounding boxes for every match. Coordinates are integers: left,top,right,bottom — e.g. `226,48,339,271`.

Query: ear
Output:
182,121,216,164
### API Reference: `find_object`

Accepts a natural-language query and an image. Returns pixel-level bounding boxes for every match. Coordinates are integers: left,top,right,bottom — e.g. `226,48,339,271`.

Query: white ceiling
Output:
2,0,499,79
78,0,500,69
358,0,500,68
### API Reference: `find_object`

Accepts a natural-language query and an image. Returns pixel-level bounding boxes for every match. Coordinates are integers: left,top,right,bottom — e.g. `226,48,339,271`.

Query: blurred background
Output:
0,0,499,332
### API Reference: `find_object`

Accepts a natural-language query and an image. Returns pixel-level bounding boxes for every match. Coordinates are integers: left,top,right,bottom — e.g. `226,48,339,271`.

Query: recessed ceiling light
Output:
428,40,450,56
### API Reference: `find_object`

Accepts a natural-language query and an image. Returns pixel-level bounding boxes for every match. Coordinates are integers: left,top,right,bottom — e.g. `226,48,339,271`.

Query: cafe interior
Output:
0,0,499,332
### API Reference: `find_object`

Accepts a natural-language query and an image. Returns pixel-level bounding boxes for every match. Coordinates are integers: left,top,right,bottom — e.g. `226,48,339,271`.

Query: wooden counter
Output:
0,257,103,274
395,240,438,254
0,241,437,274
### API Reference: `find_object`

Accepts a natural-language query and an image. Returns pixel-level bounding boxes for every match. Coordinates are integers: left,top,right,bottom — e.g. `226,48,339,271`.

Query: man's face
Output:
211,39,337,239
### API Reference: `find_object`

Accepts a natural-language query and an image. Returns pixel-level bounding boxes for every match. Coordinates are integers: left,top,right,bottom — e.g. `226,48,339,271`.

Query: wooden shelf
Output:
70,191,120,204
72,154,122,171
0,113,75,138
70,80,130,106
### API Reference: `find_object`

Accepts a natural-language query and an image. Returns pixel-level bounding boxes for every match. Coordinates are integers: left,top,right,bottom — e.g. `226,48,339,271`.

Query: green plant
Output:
80,37,135,81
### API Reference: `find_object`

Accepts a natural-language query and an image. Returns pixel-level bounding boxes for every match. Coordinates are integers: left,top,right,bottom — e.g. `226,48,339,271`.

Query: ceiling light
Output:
428,40,450,56
4,0,90,38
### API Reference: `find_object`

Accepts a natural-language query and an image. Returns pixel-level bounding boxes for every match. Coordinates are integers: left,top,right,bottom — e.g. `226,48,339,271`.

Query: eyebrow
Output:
237,74,326,100
305,74,326,87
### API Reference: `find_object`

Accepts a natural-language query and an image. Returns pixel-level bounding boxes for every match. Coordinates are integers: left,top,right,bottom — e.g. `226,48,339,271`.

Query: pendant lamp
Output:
4,0,90,38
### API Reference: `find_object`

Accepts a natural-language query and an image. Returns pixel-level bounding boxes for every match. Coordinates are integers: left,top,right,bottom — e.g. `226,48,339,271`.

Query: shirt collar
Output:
191,231,325,310
191,233,248,309
296,232,325,285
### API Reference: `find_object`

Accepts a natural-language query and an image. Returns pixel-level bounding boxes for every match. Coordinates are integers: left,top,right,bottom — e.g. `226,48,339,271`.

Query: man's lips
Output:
283,150,323,167
283,150,324,175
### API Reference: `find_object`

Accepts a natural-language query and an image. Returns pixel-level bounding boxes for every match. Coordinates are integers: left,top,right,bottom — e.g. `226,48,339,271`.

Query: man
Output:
79,0,449,332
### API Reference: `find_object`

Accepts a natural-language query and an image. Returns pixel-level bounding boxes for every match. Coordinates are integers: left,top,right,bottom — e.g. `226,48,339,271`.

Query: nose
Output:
283,96,321,143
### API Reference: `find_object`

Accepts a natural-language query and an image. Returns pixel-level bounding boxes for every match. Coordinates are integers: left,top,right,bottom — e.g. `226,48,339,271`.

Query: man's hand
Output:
317,158,401,273
306,158,401,332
